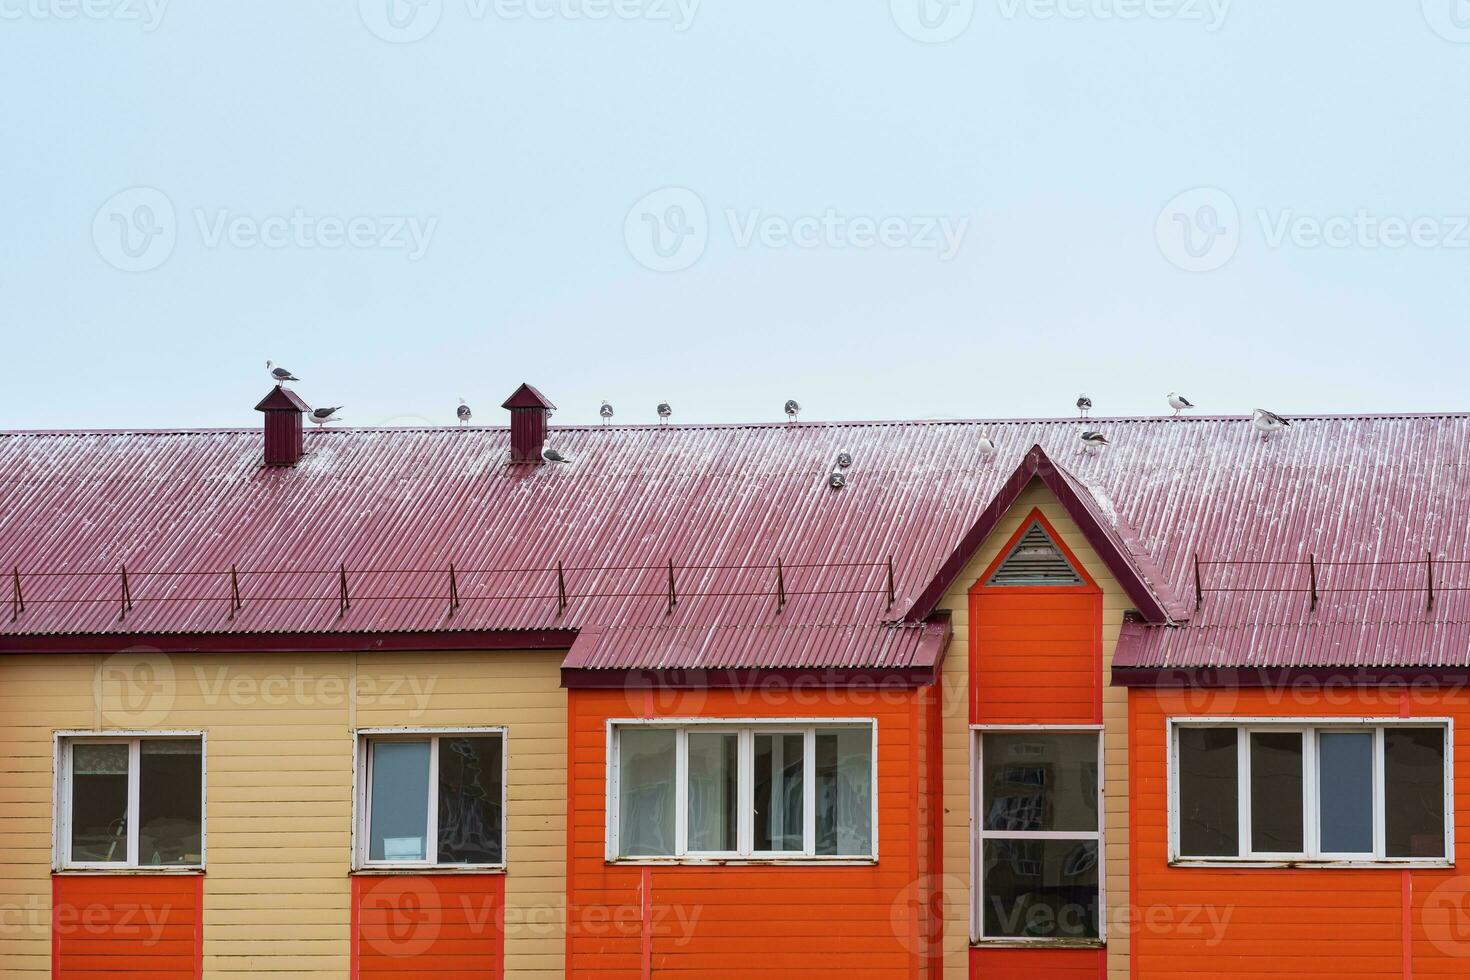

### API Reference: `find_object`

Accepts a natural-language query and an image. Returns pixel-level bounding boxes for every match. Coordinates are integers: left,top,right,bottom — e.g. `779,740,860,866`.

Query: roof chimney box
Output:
254,386,310,466
502,383,556,463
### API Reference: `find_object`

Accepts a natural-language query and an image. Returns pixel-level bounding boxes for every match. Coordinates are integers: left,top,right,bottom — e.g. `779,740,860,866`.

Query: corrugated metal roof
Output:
3,413,1467,669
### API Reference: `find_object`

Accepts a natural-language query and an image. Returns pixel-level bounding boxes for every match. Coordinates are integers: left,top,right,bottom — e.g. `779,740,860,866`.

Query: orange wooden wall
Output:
53,873,201,979
352,873,504,978
970,509,1106,978
1131,686,1470,978
565,685,935,979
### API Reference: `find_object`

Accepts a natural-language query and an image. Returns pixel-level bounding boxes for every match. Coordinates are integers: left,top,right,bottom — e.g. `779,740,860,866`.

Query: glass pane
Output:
982,839,1099,939
1385,728,1446,858
138,740,202,866
982,733,1098,833
754,733,804,852
369,741,430,861
816,728,873,856
1177,728,1238,856
1318,732,1373,853
438,736,503,864
617,729,675,857
1250,732,1304,853
687,732,738,852
70,743,129,863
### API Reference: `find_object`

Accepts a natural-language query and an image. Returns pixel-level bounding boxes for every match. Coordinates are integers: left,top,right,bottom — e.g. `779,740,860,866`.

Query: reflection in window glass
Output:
618,729,676,857
1386,728,1446,858
687,732,738,852
754,734,804,852
71,743,129,864
982,839,1099,939
982,733,1097,834
369,741,430,862
1318,732,1373,853
1177,728,1238,857
1250,732,1303,853
815,728,872,856
138,740,202,866
437,736,503,864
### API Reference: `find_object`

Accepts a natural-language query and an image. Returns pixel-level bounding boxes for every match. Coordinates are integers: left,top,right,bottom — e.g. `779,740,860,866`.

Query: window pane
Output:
438,736,503,864
1385,728,1446,858
618,729,675,857
982,733,1098,834
138,740,202,867
1250,732,1304,853
369,741,430,861
1318,732,1373,853
816,728,873,856
1177,728,1238,856
982,839,1099,939
70,743,129,863
754,733,804,852
687,732,738,852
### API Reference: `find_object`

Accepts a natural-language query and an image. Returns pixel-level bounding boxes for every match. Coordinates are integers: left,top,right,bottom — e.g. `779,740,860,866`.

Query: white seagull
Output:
599,401,614,424
784,399,800,422
1167,392,1195,417
657,402,672,424
266,360,298,385
1076,395,1092,418
977,434,996,463
456,399,472,425
542,448,571,464
1252,408,1291,441
309,406,342,426
1079,430,1110,455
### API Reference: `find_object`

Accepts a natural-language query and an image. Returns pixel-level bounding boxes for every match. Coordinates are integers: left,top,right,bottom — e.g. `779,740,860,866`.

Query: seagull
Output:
543,448,571,464
977,434,996,462
599,401,614,424
828,470,846,489
784,399,800,422
1076,395,1092,418
1167,392,1195,417
657,402,672,424
308,406,342,426
1252,408,1291,442
1079,430,1109,455
266,360,298,385
456,399,472,425
836,451,853,469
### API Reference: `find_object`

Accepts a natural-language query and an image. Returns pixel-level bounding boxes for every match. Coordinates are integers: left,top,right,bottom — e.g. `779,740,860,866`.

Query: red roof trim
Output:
904,444,1173,624
0,629,576,655
1112,664,1470,687
561,663,942,690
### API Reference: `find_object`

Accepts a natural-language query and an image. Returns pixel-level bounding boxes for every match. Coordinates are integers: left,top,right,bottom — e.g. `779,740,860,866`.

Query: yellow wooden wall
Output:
0,648,566,979
934,479,1132,979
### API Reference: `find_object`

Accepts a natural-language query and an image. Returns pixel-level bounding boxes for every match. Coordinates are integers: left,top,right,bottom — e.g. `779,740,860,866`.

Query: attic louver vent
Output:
988,522,1083,586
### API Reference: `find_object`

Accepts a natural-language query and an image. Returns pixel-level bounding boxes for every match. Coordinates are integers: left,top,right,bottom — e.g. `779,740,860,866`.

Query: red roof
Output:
3,412,1468,670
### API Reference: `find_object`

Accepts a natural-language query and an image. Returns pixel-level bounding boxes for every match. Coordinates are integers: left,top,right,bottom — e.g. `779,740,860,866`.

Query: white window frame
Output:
1168,717,1455,868
53,730,207,872
970,724,1106,946
606,718,879,864
352,726,507,872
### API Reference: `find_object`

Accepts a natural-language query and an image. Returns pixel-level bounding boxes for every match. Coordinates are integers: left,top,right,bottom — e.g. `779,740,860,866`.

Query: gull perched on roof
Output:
600,401,614,424
657,402,672,424
1077,395,1092,418
308,406,342,426
266,360,298,385
1167,392,1195,417
977,434,996,463
1252,408,1291,441
784,399,800,422
1079,430,1109,455
456,399,472,425
543,448,571,464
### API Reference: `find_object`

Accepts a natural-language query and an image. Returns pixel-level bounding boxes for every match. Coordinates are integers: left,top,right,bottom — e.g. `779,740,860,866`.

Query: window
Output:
973,727,1103,943
1171,721,1451,864
609,722,876,860
56,734,204,870
356,729,505,868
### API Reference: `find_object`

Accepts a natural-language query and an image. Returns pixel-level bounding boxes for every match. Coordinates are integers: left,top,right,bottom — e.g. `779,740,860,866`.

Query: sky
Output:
2,0,1468,430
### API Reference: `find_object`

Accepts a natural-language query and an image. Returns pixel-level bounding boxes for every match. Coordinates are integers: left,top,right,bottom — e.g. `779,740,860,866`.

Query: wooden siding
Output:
53,873,201,979
1132,686,1470,978
354,873,504,977
931,480,1133,980
0,649,565,979
565,687,927,979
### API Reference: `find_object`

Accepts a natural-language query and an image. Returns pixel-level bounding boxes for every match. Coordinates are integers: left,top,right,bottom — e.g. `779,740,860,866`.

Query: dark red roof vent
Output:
254,386,310,467
502,383,556,464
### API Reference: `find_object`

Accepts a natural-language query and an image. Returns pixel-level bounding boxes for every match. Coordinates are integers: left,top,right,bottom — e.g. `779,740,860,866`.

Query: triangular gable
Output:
984,516,1085,587
903,444,1184,624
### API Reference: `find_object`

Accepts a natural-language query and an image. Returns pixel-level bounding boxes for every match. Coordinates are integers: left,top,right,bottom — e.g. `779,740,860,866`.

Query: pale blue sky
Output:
2,0,1467,430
